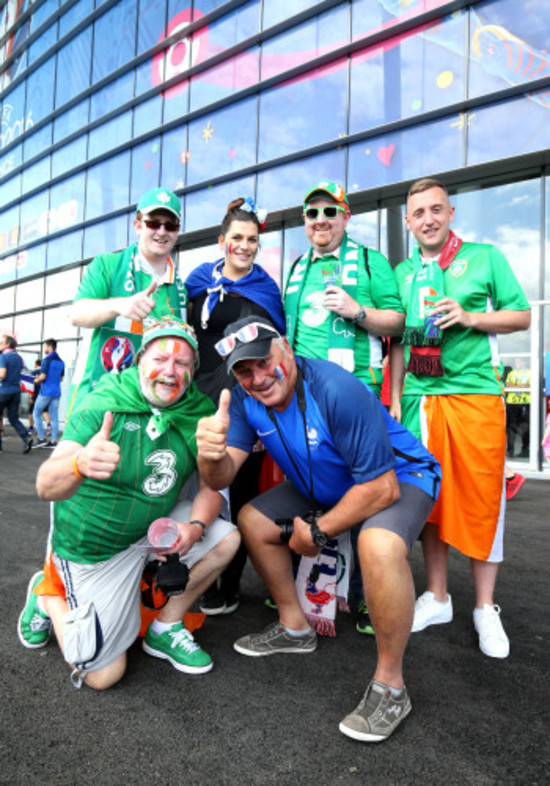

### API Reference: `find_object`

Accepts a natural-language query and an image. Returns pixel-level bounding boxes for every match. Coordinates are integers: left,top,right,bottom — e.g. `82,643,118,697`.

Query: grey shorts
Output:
53,502,236,681
248,480,434,550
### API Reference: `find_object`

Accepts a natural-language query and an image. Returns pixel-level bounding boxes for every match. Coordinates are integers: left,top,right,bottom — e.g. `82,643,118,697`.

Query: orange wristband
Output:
72,449,84,480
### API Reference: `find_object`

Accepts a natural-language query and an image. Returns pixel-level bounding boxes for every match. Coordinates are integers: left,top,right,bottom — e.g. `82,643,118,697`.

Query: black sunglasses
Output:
143,218,180,233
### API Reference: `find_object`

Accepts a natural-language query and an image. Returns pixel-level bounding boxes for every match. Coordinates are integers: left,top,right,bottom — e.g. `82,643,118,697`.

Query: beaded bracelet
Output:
189,519,207,539
72,449,84,480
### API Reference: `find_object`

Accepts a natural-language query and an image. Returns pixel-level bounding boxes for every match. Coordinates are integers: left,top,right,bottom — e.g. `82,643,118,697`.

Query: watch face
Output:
313,531,328,547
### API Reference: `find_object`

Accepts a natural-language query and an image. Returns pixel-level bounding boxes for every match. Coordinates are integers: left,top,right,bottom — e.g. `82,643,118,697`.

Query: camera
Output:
275,510,322,544
141,555,190,609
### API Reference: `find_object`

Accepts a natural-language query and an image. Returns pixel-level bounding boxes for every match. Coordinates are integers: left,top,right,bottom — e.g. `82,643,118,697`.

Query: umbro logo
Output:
124,422,140,431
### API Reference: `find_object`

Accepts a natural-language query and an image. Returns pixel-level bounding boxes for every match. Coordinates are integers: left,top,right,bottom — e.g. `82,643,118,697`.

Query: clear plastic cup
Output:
147,518,179,549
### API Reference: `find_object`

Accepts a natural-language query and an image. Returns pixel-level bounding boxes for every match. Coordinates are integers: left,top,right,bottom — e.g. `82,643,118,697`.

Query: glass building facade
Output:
1,0,549,469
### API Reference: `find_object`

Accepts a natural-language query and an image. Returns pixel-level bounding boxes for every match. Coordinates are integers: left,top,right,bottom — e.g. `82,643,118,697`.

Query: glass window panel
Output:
88,111,132,159
347,210,379,249
15,277,44,311
49,172,85,232
347,115,463,193
14,309,43,343
467,95,549,167
133,94,163,137
0,284,15,313
186,97,257,186
184,176,255,233
130,138,161,203
47,229,83,271
26,56,56,125
258,66,347,162
258,149,346,212
83,214,129,259
160,125,188,192
0,148,22,189
92,0,137,83
263,0,318,29
281,223,308,286
0,254,20,285
20,190,49,245
21,154,51,194
59,0,94,36
28,15,57,62
137,0,167,55
45,267,82,305
350,12,466,134
257,228,283,291
43,304,79,340
52,134,88,178
89,72,134,123
54,101,89,144
178,241,219,281
23,123,52,161
0,315,14,335
194,0,231,13
55,29,92,108
189,47,259,114
1,84,28,151
1,204,20,252
150,7,205,107
260,5,349,81
85,152,131,221
16,243,47,279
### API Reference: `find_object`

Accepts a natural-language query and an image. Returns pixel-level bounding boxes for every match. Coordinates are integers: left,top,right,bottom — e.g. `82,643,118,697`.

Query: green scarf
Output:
402,231,462,377
84,366,215,456
285,233,361,371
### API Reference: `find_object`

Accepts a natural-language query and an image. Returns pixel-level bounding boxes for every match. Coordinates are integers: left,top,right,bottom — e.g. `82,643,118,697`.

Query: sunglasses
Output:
303,205,346,222
143,218,180,233
215,322,280,357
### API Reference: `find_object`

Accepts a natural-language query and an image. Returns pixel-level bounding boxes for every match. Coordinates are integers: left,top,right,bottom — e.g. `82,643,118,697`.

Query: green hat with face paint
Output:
302,180,349,209
136,317,199,367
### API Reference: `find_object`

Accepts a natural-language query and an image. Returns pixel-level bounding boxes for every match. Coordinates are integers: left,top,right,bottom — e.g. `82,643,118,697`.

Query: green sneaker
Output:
356,602,375,635
142,622,213,674
18,572,52,649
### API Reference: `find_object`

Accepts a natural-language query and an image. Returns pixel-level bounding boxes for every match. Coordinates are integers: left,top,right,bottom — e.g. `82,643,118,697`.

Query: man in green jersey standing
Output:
67,188,188,417
17,317,239,689
284,180,405,633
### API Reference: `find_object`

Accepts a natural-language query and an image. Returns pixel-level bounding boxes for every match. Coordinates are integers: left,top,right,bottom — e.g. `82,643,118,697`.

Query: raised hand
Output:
77,411,121,480
118,281,157,321
196,389,231,461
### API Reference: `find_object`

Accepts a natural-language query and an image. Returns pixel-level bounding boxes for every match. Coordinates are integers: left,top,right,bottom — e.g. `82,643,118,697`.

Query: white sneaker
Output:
473,604,510,658
411,590,453,632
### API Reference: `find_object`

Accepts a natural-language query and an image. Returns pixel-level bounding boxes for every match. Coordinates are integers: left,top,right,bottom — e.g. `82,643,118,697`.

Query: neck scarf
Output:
402,231,462,377
83,366,215,453
110,243,187,328
185,259,285,334
285,233,362,372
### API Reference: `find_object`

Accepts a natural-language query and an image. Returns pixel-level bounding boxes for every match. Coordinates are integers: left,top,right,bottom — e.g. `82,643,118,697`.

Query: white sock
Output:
388,686,404,697
36,596,48,616
152,619,181,634
282,623,313,637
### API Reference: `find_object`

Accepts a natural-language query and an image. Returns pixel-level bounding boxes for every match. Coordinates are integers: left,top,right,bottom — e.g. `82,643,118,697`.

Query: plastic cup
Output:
148,518,179,549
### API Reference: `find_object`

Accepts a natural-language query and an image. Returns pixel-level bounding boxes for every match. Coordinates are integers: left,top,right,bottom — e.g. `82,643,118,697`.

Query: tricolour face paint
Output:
225,242,232,256
274,363,287,382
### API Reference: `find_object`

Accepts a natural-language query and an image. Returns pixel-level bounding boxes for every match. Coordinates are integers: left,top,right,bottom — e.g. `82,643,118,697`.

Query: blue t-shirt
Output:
0,350,23,394
40,351,65,397
227,357,441,508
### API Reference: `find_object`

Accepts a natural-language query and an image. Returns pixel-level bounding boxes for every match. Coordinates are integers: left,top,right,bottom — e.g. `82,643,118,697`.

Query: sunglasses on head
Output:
303,205,346,222
143,218,180,233
215,322,280,357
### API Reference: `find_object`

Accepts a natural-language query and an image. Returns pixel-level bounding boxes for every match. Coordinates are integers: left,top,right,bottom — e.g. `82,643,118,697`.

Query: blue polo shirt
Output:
40,351,65,397
227,356,441,507
0,350,23,395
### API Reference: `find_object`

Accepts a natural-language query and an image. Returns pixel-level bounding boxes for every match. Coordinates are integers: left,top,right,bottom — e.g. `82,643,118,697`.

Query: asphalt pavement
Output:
1,433,548,785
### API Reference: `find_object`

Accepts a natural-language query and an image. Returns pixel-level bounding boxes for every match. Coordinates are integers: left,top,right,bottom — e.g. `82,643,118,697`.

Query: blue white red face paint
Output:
274,363,287,382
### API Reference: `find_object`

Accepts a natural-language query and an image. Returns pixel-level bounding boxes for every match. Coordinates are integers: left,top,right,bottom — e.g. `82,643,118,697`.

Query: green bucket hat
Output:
302,180,349,209
136,188,181,221
136,317,199,368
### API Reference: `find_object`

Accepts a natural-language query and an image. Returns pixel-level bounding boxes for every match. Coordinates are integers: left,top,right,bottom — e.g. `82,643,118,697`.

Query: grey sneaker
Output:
339,680,412,743
234,621,317,657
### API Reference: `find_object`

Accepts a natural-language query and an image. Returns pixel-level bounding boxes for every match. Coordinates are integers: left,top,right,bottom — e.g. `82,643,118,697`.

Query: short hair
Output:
44,338,57,350
2,334,17,349
407,178,449,200
221,198,261,237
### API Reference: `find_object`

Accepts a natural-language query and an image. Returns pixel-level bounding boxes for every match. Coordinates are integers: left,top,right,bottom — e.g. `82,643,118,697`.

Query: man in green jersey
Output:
67,187,188,417
393,178,530,659
284,180,405,633
17,317,240,689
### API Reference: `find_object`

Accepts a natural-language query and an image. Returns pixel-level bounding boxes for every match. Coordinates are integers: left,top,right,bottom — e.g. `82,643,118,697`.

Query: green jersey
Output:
395,242,530,396
285,244,403,391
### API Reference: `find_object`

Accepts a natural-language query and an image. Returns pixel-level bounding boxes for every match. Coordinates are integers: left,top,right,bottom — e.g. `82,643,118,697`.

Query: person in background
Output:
0,334,33,454
185,197,285,615
393,177,531,659
67,187,187,417
284,180,405,635
33,338,65,449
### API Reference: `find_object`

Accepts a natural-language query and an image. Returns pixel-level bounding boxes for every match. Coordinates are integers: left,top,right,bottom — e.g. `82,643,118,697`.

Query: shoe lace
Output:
357,602,368,615
256,621,284,642
30,612,51,632
481,604,504,636
170,628,200,654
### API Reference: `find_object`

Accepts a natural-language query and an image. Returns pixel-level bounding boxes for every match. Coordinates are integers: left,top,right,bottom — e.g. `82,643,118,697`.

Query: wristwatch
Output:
309,518,329,548
352,307,367,325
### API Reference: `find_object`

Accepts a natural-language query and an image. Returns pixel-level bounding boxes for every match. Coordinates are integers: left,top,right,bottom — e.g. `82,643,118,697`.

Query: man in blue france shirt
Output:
33,338,65,448
0,334,33,454
196,315,441,743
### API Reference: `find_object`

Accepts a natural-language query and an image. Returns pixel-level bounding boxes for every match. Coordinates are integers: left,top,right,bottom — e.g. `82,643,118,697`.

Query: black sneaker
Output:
46,440,57,448
222,590,240,614
234,621,317,657
199,585,227,615
23,437,33,454
339,680,411,742
32,438,47,450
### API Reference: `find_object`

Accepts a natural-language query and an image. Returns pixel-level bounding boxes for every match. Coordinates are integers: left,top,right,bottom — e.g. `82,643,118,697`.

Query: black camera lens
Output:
275,518,294,544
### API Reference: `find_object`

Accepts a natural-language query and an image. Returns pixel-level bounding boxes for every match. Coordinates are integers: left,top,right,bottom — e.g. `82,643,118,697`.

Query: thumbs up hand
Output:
77,411,121,480
119,280,157,321
196,389,231,461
